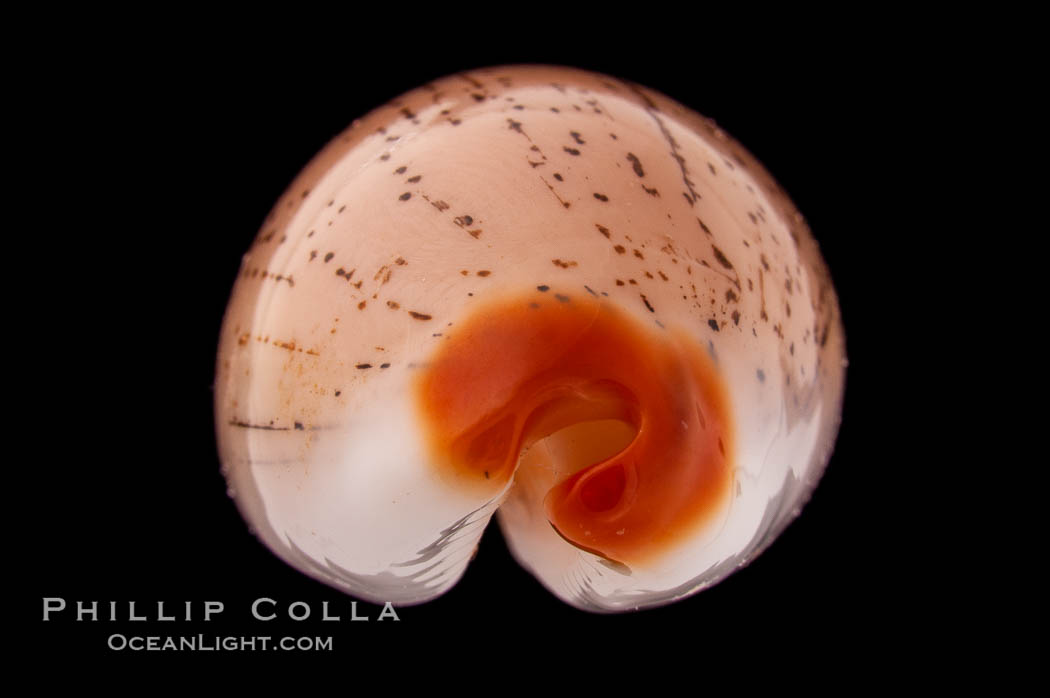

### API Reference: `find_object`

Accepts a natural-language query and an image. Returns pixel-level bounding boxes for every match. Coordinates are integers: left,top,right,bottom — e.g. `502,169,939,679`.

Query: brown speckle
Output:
626,153,645,177
593,193,609,202
409,311,432,320
712,246,734,270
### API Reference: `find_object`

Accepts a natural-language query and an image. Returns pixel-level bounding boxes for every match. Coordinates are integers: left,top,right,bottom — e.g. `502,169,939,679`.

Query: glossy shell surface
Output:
214,65,846,612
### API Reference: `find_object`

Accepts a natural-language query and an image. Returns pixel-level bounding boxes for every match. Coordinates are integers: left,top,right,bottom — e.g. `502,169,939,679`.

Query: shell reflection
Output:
214,65,846,612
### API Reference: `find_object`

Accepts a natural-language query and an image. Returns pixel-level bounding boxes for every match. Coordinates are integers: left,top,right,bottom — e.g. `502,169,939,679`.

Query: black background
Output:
19,22,944,665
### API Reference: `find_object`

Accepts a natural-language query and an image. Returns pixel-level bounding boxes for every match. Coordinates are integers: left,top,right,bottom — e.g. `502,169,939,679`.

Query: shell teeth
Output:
216,65,845,612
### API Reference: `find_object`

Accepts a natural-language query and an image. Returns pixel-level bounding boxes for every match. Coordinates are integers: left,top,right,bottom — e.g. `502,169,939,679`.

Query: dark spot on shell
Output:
594,193,609,202
626,153,645,177
399,192,411,201
537,285,550,292
712,246,734,270
708,319,720,332
409,311,432,321
356,363,372,369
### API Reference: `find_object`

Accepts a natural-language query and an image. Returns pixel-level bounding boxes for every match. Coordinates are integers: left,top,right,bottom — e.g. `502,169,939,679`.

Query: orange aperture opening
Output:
414,290,733,566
